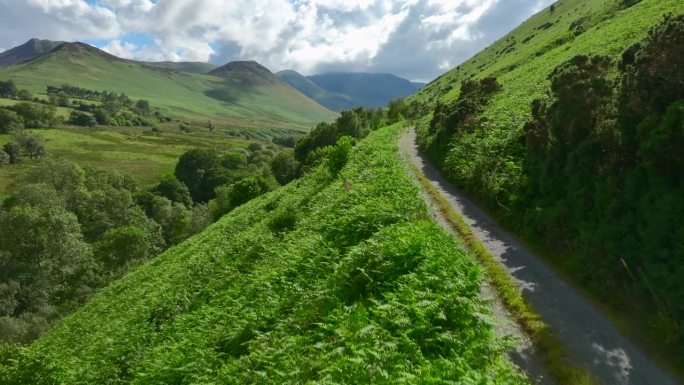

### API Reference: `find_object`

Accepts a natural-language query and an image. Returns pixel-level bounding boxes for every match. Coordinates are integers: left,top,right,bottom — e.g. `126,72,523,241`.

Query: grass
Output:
403,144,598,385
0,126,251,192
0,124,531,384
0,44,335,131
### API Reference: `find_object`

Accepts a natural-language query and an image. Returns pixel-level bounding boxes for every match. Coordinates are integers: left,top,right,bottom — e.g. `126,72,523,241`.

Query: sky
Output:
0,0,554,82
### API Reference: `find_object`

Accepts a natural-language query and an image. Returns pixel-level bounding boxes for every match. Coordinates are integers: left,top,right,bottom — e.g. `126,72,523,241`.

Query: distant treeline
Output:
47,84,104,101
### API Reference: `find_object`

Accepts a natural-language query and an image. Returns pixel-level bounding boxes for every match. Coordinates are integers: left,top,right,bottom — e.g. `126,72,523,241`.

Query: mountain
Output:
142,61,217,74
0,42,335,132
0,38,65,67
277,70,424,111
306,72,425,109
276,70,354,111
209,60,279,86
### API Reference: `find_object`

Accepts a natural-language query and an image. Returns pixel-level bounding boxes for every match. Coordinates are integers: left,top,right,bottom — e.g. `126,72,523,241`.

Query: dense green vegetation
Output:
413,0,683,365
0,124,528,384
0,127,293,344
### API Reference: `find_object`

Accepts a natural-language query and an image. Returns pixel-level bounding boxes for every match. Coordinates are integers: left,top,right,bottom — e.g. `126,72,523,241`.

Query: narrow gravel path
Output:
399,128,678,385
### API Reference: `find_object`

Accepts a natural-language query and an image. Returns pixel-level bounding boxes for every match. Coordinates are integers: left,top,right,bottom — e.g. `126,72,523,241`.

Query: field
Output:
0,126,251,194
0,124,529,384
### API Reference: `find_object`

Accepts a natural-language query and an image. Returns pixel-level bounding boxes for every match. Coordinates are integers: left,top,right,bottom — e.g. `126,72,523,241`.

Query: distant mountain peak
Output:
209,60,279,86
0,38,65,67
50,42,124,62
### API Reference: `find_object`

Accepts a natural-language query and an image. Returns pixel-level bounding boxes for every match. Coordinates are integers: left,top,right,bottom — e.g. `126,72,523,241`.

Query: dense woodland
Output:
420,14,684,352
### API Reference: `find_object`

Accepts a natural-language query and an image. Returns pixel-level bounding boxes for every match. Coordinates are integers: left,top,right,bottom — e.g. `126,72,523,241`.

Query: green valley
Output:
0,0,683,383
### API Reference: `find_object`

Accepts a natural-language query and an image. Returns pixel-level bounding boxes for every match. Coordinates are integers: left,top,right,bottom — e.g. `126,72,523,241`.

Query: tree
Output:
93,109,111,125
10,102,58,128
48,92,70,107
94,225,157,273
0,149,8,166
271,150,299,185
387,98,408,122
213,176,271,218
0,109,23,134
220,152,247,169
0,80,17,99
174,148,219,203
152,175,193,207
69,111,98,127
135,99,151,116
16,133,47,159
15,90,32,101
2,142,20,164
102,92,123,115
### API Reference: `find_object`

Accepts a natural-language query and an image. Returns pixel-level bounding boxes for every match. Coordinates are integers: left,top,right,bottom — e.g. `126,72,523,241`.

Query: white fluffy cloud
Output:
0,0,554,81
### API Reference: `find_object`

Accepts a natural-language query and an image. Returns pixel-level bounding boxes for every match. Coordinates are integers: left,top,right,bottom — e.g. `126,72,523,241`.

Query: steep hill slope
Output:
0,38,64,67
306,72,425,109
411,0,684,372
276,70,354,111
0,124,529,384
142,61,217,74
0,43,335,132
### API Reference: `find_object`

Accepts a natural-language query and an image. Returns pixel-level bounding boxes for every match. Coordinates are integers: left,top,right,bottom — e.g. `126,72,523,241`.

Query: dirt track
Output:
399,128,678,385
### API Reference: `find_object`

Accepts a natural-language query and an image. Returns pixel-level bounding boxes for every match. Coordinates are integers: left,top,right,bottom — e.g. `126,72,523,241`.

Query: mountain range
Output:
0,41,335,133
0,39,424,113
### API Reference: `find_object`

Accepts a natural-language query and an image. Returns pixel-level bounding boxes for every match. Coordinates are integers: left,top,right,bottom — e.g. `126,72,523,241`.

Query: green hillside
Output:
412,0,684,368
141,61,217,74
0,43,335,133
0,124,528,384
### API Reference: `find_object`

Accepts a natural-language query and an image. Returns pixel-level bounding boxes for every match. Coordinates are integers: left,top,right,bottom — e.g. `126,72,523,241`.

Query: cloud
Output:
0,0,555,81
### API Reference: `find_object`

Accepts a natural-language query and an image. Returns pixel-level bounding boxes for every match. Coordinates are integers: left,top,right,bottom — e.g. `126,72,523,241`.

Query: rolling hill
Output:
0,38,65,67
278,70,425,111
0,42,335,133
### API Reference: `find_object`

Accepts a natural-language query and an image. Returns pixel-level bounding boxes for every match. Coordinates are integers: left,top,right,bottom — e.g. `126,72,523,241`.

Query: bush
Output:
327,136,355,175
0,150,9,166
0,109,24,134
9,102,59,128
152,175,193,207
2,142,21,164
270,150,299,185
69,111,98,127
213,176,271,218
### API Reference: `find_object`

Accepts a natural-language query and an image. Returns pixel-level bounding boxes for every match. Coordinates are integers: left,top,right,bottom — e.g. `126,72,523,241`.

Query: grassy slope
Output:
0,124,528,384
410,0,683,375
141,61,217,74
0,126,250,193
412,0,679,121
0,45,335,132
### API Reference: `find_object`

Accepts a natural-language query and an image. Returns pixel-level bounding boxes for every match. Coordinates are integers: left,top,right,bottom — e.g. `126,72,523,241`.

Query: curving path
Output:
399,128,679,385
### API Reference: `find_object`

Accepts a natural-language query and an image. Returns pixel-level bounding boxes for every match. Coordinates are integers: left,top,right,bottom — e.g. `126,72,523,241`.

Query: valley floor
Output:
399,128,678,385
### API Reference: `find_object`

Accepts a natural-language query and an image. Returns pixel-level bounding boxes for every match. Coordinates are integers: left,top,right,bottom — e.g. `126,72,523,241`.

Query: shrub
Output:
0,109,24,134
270,150,299,185
69,111,98,127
